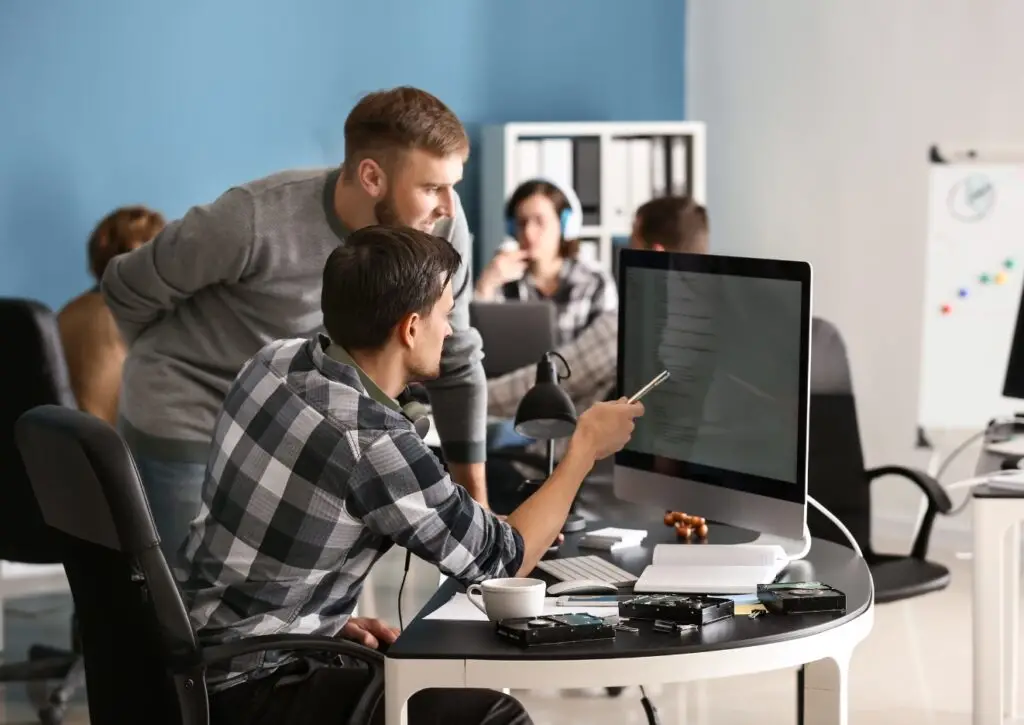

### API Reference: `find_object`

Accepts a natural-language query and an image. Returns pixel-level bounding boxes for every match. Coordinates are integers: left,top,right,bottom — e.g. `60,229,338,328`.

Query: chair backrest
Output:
15,405,202,725
807,317,872,552
0,298,78,563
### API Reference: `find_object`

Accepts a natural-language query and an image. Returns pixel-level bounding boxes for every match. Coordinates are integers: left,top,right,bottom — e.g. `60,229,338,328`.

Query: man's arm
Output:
488,311,619,418
425,192,488,504
100,186,255,344
346,430,522,585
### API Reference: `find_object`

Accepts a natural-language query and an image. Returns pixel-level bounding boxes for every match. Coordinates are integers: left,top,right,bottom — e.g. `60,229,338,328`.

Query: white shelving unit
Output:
479,121,707,274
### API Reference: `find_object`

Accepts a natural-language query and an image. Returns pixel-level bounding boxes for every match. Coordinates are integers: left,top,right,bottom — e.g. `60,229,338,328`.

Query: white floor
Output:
0,533,1015,724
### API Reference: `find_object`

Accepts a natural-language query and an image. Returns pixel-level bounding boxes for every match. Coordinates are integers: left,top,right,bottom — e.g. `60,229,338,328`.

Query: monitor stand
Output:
750,522,811,562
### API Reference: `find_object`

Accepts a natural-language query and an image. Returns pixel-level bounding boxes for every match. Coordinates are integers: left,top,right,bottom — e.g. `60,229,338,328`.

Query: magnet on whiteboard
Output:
941,304,952,315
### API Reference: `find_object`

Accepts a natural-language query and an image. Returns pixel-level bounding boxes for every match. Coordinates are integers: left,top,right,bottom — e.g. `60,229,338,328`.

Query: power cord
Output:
931,469,1024,516
639,685,661,725
807,494,862,559
397,549,412,632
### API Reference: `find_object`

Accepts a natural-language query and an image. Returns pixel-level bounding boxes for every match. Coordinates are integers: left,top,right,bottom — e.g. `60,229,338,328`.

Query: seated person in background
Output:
179,225,643,725
475,178,617,346
57,206,165,424
487,195,709,442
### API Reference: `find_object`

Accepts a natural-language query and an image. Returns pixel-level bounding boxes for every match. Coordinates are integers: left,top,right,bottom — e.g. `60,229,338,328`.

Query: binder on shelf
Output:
651,136,669,198
606,138,631,232
515,140,542,184
539,138,574,194
669,136,688,196
572,137,601,227
577,239,600,264
627,137,654,221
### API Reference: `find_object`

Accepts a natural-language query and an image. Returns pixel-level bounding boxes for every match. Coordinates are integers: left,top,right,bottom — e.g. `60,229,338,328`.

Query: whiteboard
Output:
919,152,1024,429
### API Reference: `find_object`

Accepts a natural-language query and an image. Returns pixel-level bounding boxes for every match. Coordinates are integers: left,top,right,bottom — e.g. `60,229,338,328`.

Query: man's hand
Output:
341,617,400,649
449,461,489,508
571,398,645,461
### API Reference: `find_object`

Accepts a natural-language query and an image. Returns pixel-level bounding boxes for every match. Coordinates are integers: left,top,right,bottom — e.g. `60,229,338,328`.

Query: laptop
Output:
470,301,557,378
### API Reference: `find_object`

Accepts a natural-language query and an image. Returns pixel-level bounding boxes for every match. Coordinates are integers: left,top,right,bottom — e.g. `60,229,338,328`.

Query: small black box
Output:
495,613,616,647
618,594,735,626
756,581,846,615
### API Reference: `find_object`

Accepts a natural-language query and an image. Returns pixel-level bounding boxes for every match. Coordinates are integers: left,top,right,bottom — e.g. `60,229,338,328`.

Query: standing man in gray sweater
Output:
102,87,489,561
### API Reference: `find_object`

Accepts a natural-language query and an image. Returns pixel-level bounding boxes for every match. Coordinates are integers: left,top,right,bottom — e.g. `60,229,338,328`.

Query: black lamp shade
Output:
513,353,577,440
514,384,577,439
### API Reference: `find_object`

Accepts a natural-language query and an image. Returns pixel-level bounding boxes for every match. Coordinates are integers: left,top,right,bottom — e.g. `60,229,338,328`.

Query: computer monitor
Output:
1003,283,1024,399
613,249,813,557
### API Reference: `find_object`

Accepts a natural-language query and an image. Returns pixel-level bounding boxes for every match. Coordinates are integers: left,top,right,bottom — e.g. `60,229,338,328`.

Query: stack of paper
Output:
634,543,788,594
578,527,648,552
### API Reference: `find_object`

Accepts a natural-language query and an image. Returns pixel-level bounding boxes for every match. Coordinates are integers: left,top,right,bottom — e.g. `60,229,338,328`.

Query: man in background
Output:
59,206,165,425
487,195,709,422
102,87,489,562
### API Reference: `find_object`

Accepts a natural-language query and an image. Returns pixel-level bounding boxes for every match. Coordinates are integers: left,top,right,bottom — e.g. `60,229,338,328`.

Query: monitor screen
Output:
616,250,811,505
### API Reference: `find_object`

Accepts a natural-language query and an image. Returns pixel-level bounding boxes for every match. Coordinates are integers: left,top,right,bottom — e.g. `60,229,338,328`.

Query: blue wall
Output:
0,0,685,311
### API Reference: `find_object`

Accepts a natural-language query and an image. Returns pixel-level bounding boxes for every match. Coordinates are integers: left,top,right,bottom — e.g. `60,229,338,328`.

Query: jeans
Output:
486,419,534,450
210,658,532,725
132,454,207,569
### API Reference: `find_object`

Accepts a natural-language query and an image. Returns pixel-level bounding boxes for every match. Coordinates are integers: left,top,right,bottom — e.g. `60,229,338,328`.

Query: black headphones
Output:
397,389,431,441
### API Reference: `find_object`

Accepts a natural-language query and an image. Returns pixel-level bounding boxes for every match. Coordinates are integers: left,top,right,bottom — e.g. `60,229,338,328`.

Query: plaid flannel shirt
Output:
494,259,618,346
179,335,524,691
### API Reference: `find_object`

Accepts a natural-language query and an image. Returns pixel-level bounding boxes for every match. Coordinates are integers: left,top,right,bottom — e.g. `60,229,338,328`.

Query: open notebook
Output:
634,543,789,594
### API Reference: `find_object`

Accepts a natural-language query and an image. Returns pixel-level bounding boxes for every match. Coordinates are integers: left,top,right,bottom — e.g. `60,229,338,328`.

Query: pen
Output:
628,370,671,404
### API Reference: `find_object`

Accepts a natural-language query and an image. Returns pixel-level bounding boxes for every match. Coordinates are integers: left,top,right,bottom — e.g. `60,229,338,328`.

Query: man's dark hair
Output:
322,226,462,351
635,196,709,253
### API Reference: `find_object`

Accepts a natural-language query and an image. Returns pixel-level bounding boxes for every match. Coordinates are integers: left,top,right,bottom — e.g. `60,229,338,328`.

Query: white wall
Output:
686,0,1024,546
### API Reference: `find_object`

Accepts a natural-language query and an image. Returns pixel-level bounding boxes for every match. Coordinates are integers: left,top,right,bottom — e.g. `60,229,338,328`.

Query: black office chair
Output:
806,317,953,602
14,404,384,725
0,298,84,725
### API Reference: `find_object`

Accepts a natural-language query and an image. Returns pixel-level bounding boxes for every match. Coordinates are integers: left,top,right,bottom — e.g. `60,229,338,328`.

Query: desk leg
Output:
1005,522,1020,720
802,655,849,725
384,658,465,725
973,501,1009,725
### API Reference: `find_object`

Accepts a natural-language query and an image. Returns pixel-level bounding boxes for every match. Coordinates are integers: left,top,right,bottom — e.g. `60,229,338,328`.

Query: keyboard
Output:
536,555,638,586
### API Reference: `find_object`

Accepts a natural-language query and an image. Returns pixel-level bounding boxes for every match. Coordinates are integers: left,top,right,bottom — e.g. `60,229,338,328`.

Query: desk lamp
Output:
513,351,586,533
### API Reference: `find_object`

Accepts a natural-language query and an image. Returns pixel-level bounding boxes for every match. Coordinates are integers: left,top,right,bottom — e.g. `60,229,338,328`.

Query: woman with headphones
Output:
474,178,617,346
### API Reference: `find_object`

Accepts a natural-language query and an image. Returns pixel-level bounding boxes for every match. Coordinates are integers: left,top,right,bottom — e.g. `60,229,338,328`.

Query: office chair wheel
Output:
606,686,625,697
38,702,66,725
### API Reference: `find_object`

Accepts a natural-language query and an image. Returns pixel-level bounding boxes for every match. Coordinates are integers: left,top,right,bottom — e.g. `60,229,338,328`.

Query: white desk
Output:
972,484,1024,725
385,528,875,725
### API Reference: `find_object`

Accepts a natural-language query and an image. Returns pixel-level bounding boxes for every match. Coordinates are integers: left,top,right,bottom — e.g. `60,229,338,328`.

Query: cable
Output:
639,685,661,725
942,470,1024,516
934,428,990,481
807,494,862,559
807,494,875,602
397,549,412,632
549,349,571,381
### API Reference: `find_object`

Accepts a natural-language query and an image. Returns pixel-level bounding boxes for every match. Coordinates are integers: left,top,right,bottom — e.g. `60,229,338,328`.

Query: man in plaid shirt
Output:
180,225,644,725
487,196,710,471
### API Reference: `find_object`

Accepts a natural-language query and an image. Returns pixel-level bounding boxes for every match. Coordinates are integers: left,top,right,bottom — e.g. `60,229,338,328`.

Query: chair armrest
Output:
866,465,952,559
201,635,384,725
201,634,384,669
865,465,952,514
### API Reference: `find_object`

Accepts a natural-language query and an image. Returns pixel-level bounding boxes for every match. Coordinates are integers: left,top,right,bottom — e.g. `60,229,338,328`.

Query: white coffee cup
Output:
466,577,546,621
